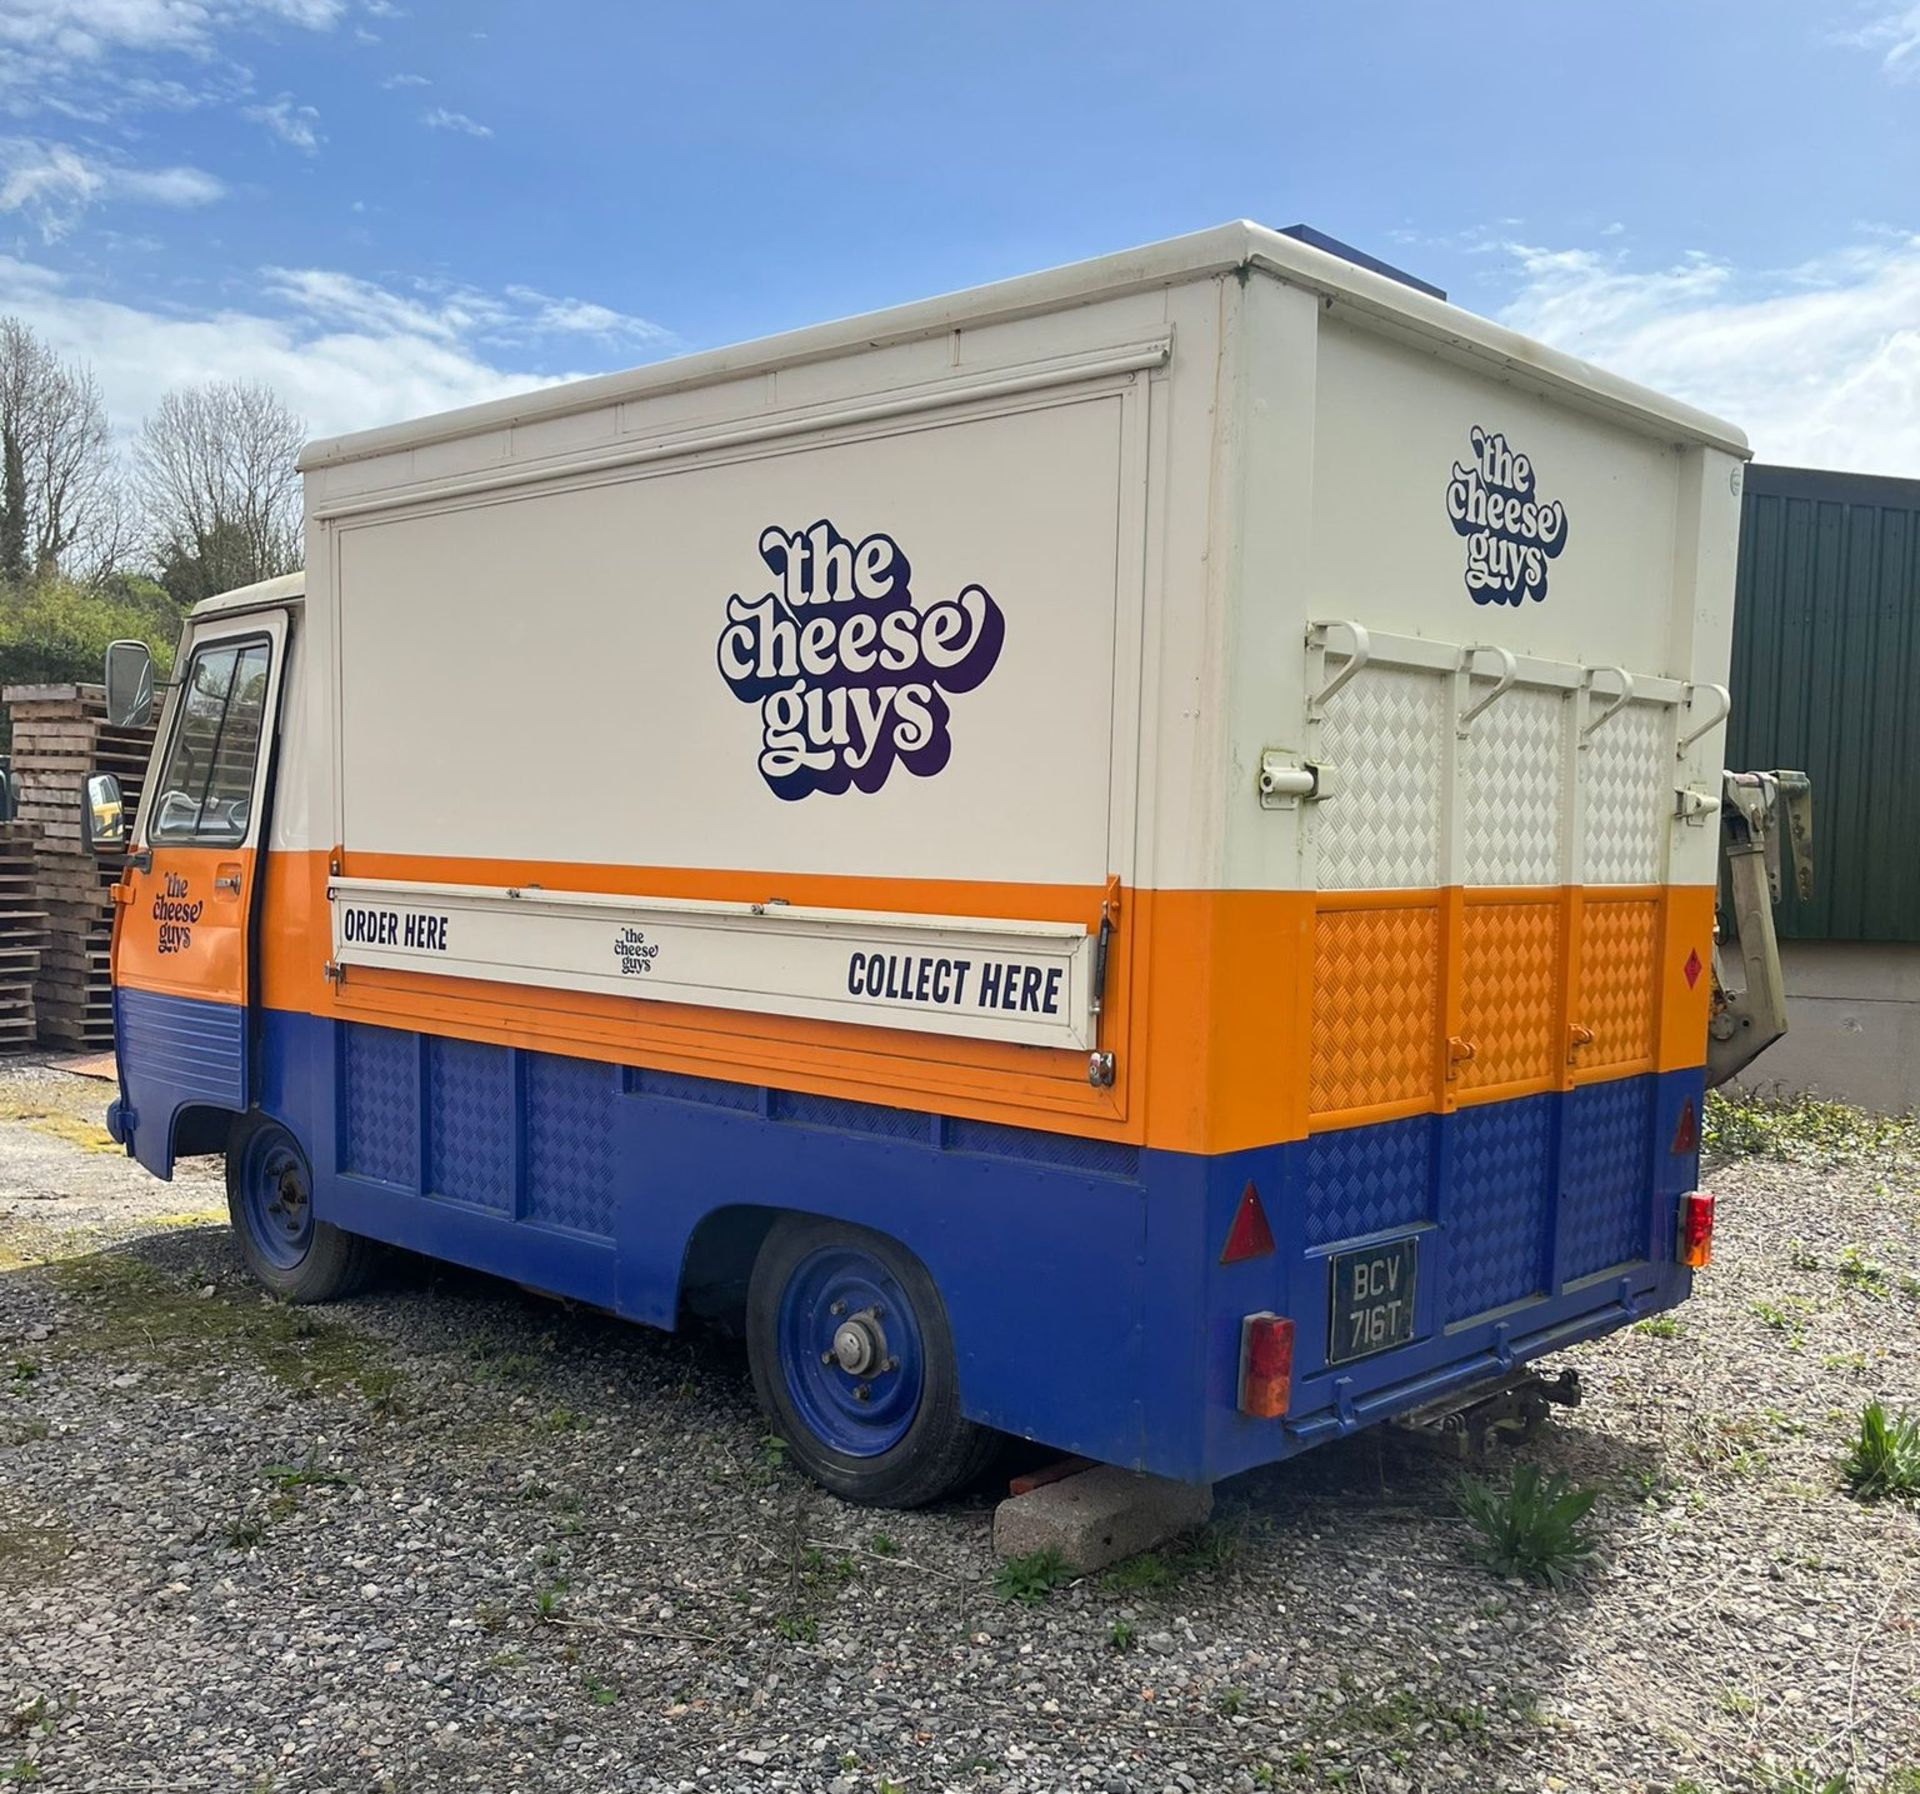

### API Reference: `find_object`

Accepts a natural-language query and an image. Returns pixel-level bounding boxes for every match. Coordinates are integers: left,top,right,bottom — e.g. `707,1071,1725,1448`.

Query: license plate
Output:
1327,1237,1418,1365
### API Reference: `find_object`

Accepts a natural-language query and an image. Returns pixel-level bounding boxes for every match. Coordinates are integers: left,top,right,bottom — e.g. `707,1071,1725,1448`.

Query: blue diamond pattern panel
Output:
1446,1097,1554,1323
426,1036,513,1213
945,1119,1141,1181
525,1052,617,1238
1560,1078,1656,1281
342,1024,417,1188
1303,1115,1435,1247
770,1090,933,1142
630,1066,758,1111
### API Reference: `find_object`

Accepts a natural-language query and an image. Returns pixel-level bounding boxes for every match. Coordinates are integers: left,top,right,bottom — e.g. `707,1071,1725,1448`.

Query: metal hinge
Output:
323,960,345,985
1087,1051,1116,1088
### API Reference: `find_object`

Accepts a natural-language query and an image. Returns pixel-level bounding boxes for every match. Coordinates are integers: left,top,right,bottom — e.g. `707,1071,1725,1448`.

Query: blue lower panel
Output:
114,987,248,1179
240,1007,1703,1484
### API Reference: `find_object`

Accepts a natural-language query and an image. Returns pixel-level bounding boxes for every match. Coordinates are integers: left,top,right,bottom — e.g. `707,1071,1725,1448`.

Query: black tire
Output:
226,1111,377,1304
746,1214,999,1508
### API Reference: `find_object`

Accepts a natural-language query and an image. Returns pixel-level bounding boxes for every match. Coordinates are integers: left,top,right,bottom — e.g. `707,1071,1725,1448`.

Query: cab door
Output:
114,609,289,1176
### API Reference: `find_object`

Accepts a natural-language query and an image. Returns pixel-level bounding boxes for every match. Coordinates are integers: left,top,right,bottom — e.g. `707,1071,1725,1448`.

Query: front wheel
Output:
226,1113,376,1303
745,1216,997,1508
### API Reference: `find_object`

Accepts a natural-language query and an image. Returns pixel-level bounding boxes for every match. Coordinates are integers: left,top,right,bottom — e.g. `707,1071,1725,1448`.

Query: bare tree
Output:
0,317,115,583
135,379,305,605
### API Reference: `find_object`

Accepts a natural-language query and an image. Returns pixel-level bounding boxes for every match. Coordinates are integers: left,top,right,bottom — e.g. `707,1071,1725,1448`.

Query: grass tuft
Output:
1456,1463,1598,1588
1841,1401,1920,1502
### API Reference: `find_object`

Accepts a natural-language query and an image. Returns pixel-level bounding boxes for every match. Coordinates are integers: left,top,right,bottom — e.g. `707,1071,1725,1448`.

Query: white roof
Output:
300,221,1748,471
190,570,305,618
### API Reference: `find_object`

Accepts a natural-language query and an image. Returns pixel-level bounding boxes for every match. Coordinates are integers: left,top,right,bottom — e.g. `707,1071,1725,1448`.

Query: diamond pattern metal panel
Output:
1583,700,1668,884
771,1091,932,1141
343,1024,417,1188
1446,1098,1554,1322
1315,664,1447,891
1303,1116,1435,1247
1310,905,1442,1116
525,1052,617,1238
426,1036,513,1212
1460,901,1562,1091
1561,1077,1655,1280
1463,685,1567,886
1578,899,1660,1070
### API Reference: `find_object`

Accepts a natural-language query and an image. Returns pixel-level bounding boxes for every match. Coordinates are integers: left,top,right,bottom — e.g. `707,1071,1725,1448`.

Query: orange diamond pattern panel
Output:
1578,898,1660,1071
1460,901,1562,1092
1311,906,1441,1116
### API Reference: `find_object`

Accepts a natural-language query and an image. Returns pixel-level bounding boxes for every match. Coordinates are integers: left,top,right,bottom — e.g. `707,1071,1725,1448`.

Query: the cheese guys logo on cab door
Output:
715,520,1005,800
1446,426,1570,606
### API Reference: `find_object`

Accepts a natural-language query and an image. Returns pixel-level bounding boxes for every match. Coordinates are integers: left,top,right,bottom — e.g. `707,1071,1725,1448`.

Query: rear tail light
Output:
1237,1313,1294,1418
1678,1191,1715,1268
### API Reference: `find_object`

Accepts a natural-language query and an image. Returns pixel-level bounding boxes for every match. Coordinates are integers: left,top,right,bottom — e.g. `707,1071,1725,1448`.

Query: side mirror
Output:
83,772,127,854
104,639,155,729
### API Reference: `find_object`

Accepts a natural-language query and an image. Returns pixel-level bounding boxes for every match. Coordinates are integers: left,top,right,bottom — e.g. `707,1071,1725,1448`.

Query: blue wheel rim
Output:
777,1246,926,1457
239,1126,314,1271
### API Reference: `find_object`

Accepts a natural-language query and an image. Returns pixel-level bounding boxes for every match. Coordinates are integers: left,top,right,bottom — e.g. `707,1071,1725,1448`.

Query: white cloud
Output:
1834,3,1920,78
244,93,322,152
422,106,491,138
501,284,673,347
0,252,573,442
0,0,343,60
0,137,223,238
381,70,428,87
1494,234,1920,475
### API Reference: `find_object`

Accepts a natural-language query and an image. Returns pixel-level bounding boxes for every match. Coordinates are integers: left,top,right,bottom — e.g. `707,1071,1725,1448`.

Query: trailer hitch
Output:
1390,1367,1583,1463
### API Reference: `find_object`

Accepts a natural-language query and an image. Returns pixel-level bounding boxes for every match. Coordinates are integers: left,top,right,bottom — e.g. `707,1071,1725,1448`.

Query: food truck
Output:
89,222,1786,1506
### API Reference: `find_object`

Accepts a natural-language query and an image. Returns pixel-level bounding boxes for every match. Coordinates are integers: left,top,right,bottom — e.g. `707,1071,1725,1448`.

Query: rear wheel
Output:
226,1113,375,1303
746,1215,997,1507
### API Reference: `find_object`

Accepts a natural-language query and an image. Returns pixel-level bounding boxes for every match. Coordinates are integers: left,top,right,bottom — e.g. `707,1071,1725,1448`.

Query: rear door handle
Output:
214,865,243,895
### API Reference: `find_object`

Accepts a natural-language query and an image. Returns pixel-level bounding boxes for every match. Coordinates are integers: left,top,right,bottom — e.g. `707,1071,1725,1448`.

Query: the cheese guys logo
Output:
1446,426,1570,606
715,520,1005,800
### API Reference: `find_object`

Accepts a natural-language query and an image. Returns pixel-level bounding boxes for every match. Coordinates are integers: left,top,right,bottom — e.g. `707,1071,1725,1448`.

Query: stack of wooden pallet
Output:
0,822,46,1046
2,684,155,1051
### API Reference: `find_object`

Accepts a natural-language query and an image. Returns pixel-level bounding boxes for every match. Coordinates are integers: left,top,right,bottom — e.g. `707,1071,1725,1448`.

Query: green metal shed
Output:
1728,464,1920,943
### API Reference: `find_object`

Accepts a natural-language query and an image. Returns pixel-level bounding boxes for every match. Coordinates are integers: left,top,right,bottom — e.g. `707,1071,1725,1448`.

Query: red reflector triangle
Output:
1221,1181,1276,1263
1672,1099,1699,1156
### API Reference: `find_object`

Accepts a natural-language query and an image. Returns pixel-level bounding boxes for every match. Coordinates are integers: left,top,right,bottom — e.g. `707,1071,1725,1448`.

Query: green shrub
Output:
1456,1463,1598,1588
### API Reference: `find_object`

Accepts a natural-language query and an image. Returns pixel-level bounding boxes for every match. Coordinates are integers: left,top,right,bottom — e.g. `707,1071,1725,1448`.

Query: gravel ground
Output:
2,1062,1917,1794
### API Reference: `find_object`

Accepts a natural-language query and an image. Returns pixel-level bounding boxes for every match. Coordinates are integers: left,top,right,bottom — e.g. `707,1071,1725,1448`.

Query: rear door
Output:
114,609,288,1173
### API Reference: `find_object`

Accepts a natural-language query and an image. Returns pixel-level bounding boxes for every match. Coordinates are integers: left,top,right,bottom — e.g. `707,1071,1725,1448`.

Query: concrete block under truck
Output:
84,223,1809,1507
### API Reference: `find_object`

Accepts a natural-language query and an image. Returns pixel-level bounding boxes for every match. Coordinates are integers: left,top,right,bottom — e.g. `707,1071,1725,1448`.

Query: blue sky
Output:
3,0,1919,471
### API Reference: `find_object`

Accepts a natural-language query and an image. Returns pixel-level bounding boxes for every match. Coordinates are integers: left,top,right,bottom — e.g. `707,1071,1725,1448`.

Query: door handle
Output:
214,865,243,895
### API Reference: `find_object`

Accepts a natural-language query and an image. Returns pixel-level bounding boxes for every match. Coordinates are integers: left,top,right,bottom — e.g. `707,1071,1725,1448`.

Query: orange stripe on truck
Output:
115,847,1718,1158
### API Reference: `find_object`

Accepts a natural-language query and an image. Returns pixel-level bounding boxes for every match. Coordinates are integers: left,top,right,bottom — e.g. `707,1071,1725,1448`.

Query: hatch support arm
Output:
1707,769,1814,1088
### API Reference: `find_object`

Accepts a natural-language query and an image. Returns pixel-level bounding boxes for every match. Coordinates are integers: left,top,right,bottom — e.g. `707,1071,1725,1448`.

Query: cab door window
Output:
148,638,273,845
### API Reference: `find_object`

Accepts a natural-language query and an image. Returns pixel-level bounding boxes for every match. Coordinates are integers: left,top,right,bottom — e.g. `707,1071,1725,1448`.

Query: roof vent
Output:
1278,225,1445,302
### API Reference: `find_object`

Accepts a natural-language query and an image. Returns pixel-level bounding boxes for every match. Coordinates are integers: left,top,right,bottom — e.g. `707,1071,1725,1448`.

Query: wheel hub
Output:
831,1309,885,1376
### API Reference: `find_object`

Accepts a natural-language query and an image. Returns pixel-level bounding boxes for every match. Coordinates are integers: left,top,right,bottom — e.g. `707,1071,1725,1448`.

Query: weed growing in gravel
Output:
8,1360,36,1382
1842,1401,1920,1501
1836,1248,1889,1296
772,1613,817,1642
580,1673,617,1706
1751,1767,1850,1794
1632,1316,1684,1340
1100,1522,1242,1595
225,1516,267,1550
543,1407,582,1433
995,1548,1070,1605
533,1580,570,1624
868,1530,898,1556
1218,1687,1246,1717
48,1252,400,1404
1456,1463,1598,1588
1703,1089,1920,1165
1108,1618,1136,1651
